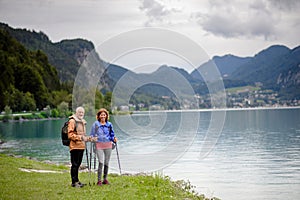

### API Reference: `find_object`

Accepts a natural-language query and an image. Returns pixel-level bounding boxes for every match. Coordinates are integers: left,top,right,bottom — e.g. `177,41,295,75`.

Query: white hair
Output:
76,106,85,113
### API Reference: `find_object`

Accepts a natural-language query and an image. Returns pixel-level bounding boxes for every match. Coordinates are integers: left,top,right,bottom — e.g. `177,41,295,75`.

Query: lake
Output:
0,108,299,200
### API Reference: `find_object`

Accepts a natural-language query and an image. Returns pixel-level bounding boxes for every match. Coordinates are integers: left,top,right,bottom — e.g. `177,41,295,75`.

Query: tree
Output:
57,101,69,117
3,88,36,112
23,92,36,111
15,63,50,109
95,90,104,111
103,92,112,113
3,105,12,122
50,90,72,108
0,29,61,111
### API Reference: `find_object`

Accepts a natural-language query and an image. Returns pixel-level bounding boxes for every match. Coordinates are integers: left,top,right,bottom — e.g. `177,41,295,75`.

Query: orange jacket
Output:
67,115,87,151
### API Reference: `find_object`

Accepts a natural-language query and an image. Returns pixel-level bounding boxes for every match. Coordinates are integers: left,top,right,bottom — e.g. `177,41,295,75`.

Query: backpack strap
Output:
69,117,78,132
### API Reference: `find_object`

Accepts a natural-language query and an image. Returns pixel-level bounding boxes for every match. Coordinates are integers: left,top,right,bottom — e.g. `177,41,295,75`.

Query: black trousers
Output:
70,149,84,184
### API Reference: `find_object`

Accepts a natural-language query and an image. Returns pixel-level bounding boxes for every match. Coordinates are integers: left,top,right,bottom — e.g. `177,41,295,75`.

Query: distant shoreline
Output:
132,106,300,114
1,106,299,122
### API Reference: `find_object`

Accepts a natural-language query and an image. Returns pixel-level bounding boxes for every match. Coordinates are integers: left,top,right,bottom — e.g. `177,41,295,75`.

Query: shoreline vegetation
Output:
1,106,299,122
0,153,219,200
0,110,134,122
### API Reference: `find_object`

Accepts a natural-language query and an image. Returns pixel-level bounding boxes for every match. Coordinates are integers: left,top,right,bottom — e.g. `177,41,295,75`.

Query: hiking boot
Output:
71,182,84,188
78,182,86,187
97,180,102,186
102,179,110,185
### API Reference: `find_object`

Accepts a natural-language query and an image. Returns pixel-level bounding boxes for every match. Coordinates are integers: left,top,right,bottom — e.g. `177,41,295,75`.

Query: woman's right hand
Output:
90,137,98,142
113,137,118,143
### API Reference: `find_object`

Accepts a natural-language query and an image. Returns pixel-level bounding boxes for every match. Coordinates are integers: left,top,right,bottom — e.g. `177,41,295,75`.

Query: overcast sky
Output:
1,0,299,72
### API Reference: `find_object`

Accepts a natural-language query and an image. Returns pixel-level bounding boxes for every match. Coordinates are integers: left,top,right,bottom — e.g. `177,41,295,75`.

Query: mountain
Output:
104,64,198,97
275,46,300,89
230,45,291,81
101,64,200,108
102,63,134,91
191,54,251,80
105,44,300,101
1,22,299,106
0,22,95,82
228,45,300,97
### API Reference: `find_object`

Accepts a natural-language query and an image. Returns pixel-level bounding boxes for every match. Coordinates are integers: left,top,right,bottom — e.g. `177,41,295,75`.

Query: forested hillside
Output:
229,45,300,99
0,22,94,82
0,23,111,114
0,29,61,111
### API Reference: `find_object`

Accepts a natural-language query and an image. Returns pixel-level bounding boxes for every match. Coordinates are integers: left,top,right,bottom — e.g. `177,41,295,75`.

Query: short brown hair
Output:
96,108,109,122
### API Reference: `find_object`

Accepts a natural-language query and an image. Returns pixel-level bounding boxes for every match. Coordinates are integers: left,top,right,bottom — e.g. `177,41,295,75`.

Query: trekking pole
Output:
85,146,89,172
115,142,122,175
93,142,97,185
89,142,92,186
85,145,90,186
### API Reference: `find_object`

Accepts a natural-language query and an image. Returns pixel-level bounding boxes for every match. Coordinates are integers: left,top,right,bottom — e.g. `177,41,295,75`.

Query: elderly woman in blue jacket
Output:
90,108,117,186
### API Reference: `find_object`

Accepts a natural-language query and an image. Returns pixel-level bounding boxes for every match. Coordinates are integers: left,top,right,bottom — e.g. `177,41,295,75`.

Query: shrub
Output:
40,111,48,118
51,109,59,118
14,116,20,120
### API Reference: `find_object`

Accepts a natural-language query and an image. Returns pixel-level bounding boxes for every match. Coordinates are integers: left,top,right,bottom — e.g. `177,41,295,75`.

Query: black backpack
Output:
61,118,76,146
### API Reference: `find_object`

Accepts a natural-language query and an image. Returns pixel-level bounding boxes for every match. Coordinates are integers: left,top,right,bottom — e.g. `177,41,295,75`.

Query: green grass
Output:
0,154,217,200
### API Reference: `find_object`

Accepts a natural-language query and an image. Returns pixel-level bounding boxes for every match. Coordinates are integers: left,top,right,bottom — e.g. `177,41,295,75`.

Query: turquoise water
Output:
0,108,299,200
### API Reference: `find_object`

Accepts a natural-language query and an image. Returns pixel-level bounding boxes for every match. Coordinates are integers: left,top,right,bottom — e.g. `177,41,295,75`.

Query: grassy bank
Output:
0,154,218,200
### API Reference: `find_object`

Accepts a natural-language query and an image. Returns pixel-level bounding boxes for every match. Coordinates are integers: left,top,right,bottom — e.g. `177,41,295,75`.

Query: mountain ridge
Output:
1,22,299,106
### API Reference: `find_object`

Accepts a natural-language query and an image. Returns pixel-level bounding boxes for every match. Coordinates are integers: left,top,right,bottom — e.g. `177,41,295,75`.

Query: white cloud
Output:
137,0,299,42
140,0,169,17
139,0,183,26
191,1,280,39
0,0,299,65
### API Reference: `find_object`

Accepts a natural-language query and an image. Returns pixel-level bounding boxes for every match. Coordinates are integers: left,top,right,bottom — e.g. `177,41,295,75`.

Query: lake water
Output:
0,108,299,200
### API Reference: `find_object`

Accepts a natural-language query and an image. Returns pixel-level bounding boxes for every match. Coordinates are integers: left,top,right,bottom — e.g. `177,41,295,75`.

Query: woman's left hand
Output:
114,137,118,143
